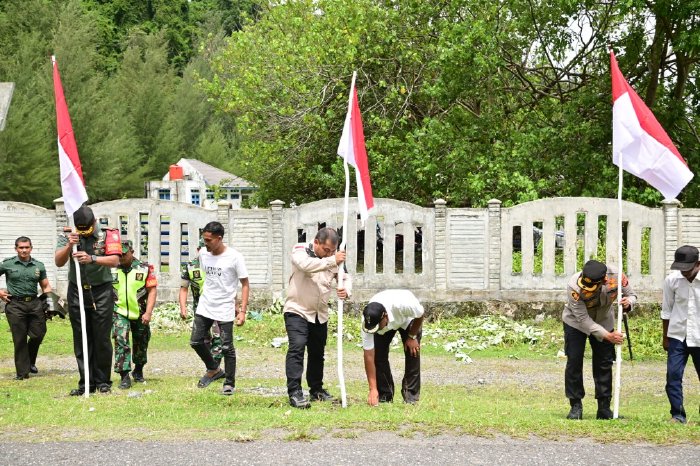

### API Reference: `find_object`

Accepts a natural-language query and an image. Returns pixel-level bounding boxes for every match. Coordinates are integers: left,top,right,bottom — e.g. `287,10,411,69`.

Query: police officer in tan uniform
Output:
0,236,52,379
55,205,121,395
284,227,351,408
562,259,636,420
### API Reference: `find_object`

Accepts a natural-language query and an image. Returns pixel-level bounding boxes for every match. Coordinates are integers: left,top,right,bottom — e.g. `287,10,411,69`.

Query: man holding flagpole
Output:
55,205,121,395
562,260,636,420
283,227,350,409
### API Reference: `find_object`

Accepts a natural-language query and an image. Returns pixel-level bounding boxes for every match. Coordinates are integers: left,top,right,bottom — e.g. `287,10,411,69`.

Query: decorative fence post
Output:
54,197,68,293
434,199,447,290
488,199,502,297
269,200,286,297
217,200,231,240
662,199,681,272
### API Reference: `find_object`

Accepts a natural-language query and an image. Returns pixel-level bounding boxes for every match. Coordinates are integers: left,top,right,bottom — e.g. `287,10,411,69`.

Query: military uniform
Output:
0,255,49,378
112,258,157,378
181,258,222,361
561,260,636,419
57,223,121,393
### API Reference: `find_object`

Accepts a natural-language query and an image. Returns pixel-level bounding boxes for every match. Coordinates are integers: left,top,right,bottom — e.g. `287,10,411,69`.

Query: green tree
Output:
205,0,700,208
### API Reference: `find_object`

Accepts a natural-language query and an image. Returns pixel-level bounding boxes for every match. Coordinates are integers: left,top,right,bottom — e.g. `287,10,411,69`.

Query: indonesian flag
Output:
611,51,693,200
337,74,374,223
52,56,88,217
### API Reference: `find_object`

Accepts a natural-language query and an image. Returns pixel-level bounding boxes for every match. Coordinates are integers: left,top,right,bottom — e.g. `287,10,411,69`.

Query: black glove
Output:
39,293,51,319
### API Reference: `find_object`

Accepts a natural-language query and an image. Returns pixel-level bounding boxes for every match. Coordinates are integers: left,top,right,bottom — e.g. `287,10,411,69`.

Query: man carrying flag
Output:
52,56,121,396
55,205,121,395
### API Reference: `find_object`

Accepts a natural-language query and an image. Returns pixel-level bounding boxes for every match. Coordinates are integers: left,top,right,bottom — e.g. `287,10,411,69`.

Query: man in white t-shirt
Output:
189,221,249,396
361,289,424,406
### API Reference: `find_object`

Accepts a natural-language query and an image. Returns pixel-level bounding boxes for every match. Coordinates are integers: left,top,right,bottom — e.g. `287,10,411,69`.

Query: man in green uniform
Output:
179,238,222,364
112,240,157,389
55,205,121,395
0,236,52,379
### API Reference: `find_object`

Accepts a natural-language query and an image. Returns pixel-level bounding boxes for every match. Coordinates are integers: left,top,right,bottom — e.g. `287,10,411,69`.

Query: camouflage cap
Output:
121,239,133,253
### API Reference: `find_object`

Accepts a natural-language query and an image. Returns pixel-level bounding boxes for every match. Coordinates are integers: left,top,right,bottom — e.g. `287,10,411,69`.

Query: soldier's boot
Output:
596,397,614,420
132,364,145,383
118,371,132,390
566,399,583,420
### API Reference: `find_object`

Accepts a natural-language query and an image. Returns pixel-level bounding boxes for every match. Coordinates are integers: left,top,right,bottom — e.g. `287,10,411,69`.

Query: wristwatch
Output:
408,333,418,340
90,255,97,264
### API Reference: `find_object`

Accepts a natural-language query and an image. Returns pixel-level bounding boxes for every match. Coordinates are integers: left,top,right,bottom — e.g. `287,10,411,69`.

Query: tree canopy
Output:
1,0,698,209
205,0,700,207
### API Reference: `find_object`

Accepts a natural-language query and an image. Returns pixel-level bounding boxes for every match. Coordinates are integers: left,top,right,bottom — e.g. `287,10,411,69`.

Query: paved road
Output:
2,433,699,465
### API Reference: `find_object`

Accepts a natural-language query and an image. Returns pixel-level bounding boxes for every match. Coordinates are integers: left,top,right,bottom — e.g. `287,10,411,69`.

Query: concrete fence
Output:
0,196,689,306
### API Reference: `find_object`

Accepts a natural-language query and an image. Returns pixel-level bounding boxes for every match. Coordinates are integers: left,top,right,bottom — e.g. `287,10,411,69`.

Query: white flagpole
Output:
336,71,357,409
69,216,91,398
612,146,624,418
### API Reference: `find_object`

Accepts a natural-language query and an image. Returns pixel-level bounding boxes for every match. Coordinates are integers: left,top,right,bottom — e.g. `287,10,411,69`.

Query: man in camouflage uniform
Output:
179,238,222,364
112,240,157,389
562,259,636,420
55,205,121,395
0,236,53,379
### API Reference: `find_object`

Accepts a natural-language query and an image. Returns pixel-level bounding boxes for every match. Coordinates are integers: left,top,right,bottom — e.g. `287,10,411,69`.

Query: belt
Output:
82,284,92,290
14,296,37,302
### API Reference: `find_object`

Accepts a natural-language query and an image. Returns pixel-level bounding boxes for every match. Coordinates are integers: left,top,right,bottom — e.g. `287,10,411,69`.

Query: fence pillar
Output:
217,200,231,241
662,198,681,272
54,197,68,295
434,199,447,290
270,200,286,296
488,199,502,295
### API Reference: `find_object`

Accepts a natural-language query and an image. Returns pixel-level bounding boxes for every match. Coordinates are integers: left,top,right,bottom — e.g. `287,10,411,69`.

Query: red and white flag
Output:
611,51,693,200
52,55,88,217
337,75,374,223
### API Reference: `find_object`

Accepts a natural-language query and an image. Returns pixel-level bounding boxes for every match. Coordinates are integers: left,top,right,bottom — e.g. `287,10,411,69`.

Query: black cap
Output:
362,302,385,334
671,245,699,271
73,205,95,231
578,260,607,290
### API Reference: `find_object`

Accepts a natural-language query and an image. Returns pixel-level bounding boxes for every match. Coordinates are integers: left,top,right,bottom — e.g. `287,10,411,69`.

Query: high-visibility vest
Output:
112,261,152,320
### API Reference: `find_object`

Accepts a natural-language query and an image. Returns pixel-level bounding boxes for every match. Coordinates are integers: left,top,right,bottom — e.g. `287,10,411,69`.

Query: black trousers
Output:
284,312,327,395
564,322,615,401
68,282,114,391
373,327,421,403
5,298,46,377
190,314,236,387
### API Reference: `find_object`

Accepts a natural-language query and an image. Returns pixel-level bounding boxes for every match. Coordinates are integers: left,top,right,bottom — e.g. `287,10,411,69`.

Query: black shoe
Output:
98,384,112,394
289,390,311,409
132,370,145,383
596,398,614,420
567,401,583,420
69,388,85,396
29,365,38,374
14,374,29,380
119,374,132,389
309,388,334,402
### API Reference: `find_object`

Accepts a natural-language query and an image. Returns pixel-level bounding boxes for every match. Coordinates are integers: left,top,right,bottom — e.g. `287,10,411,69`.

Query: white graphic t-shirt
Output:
196,247,248,322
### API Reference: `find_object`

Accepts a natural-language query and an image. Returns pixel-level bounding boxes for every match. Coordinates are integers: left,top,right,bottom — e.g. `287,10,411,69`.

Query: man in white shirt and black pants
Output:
662,245,700,424
361,289,424,406
189,221,249,396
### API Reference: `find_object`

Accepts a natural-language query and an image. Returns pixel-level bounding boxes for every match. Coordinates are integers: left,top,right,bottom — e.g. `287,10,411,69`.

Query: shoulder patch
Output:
570,291,580,301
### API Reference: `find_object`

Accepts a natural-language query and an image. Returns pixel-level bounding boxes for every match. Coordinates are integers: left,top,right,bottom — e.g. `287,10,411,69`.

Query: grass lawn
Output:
0,310,697,444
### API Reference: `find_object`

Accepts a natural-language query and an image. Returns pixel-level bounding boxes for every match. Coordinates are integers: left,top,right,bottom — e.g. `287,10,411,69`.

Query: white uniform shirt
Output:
361,289,424,350
196,247,248,322
662,270,700,347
